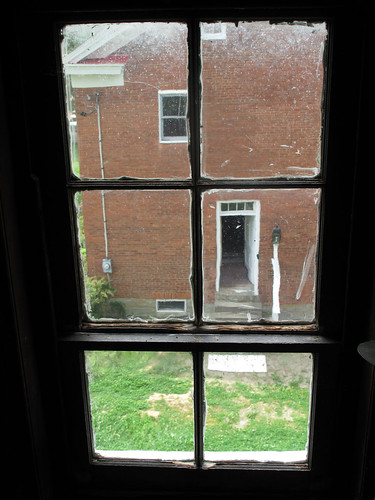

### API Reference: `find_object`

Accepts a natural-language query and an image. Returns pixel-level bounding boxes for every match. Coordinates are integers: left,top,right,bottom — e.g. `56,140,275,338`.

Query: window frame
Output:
156,299,187,313
62,12,336,471
60,13,334,472
158,89,188,143
9,3,369,499
201,21,227,40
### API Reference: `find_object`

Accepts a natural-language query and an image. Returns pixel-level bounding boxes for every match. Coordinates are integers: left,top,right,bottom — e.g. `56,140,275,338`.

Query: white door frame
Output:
216,200,260,294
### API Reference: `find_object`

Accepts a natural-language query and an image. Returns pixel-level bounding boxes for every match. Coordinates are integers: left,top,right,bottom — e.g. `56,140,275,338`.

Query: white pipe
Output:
271,243,280,321
96,91,109,259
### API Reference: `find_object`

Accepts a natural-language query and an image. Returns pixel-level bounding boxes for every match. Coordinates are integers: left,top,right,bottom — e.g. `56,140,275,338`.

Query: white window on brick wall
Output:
201,22,227,40
159,90,188,142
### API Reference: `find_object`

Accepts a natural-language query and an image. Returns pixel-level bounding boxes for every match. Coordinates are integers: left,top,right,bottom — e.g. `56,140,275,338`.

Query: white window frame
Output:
201,22,227,40
158,90,188,143
156,299,187,313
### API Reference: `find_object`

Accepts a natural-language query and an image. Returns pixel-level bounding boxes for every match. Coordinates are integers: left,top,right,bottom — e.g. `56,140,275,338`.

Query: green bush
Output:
86,276,125,319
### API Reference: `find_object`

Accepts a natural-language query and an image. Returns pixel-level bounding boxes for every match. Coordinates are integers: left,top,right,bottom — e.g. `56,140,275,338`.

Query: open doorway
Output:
216,201,260,294
221,215,247,286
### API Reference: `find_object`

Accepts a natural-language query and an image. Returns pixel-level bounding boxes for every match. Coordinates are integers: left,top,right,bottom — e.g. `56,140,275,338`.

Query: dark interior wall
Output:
1,3,374,500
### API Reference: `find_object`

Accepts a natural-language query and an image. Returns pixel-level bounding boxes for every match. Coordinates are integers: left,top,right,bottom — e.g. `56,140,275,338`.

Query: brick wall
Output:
82,189,192,300
201,22,326,178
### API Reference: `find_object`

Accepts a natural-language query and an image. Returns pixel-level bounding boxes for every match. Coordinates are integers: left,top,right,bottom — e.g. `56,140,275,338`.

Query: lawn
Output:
85,351,311,454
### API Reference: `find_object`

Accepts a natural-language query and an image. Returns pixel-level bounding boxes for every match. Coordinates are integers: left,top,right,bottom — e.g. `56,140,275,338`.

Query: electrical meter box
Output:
102,258,112,273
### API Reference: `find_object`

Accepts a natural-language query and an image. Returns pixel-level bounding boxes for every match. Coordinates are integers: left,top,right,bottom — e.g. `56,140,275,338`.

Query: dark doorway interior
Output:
220,215,249,287
222,215,244,262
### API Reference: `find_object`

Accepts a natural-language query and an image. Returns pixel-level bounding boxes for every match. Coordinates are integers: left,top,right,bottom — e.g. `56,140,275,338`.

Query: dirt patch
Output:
144,391,193,418
234,400,303,429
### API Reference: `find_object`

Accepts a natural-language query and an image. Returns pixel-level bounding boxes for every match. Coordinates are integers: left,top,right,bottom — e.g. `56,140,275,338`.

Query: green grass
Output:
85,351,311,453
204,380,309,451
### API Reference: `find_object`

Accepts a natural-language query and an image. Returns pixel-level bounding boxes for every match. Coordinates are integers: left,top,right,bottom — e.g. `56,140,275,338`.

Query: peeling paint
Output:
287,166,318,175
220,159,231,168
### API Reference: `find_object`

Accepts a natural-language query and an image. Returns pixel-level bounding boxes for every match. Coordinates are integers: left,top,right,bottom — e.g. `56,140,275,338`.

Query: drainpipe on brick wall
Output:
271,225,281,321
96,91,110,276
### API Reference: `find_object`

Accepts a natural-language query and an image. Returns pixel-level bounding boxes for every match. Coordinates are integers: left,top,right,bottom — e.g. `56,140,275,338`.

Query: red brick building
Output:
63,21,326,322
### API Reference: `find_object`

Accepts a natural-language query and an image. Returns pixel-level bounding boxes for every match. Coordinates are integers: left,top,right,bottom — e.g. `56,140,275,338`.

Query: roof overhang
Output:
62,23,149,64
64,63,125,88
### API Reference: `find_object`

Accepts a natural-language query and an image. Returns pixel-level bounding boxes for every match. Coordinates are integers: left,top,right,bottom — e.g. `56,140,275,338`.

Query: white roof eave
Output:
64,63,125,75
63,23,150,64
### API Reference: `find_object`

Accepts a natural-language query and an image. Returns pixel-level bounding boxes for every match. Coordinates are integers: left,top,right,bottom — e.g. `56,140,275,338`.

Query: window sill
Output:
59,329,338,351
94,449,307,464
159,138,188,143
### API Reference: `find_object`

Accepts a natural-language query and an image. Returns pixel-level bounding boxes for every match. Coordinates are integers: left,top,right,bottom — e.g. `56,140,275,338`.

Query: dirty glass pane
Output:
200,21,328,179
76,190,193,321
202,189,320,323
162,117,187,139
204,352,313,463
85,351,194,460
61,22,190,179
162,94,187,116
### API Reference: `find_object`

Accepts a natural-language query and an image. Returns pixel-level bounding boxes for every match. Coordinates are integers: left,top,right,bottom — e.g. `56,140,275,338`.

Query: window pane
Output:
202,189,320,323
162,95,187,116
76,190,193,322
163,117,187,139
61,22,190,179
204,352,313,463
200,21,328,179
85,351,194,460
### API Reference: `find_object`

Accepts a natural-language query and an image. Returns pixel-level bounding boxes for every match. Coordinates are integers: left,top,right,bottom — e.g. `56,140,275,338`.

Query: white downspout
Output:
271,243,280,321
271,225,281,321
216,203,222,292
96,91,109,260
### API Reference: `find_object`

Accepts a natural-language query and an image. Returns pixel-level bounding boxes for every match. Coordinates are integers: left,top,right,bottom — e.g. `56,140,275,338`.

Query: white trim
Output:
65,64,125,75
95,450,194,461
94,449,307,464
201,22,227,40
204,450,307,463
62,23,149,64
64,63,125,88
158,90,188,143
